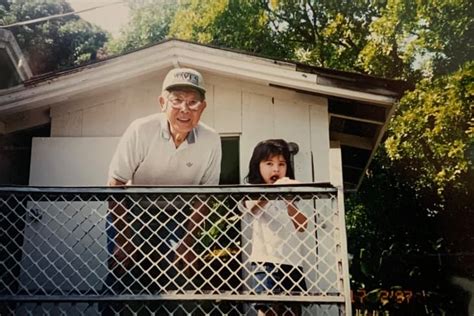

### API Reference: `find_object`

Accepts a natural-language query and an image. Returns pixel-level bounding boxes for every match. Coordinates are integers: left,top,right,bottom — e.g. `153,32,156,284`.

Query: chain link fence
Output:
0,185,349,315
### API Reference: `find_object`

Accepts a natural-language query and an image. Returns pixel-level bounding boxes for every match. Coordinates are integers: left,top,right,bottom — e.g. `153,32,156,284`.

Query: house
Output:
0,38,405,189
0,38,406,315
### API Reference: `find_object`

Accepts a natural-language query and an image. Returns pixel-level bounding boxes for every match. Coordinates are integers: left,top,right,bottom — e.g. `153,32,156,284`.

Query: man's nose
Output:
178,104,190,112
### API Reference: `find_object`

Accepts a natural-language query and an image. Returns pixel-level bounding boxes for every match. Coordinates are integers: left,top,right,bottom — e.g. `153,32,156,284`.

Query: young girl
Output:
244,139,308,315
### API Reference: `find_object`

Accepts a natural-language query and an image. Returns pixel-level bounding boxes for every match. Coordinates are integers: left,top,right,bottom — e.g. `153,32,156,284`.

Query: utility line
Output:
0,1,125,29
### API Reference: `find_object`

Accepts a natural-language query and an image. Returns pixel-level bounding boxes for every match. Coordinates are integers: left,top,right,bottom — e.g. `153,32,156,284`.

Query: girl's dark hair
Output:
245,139,295,184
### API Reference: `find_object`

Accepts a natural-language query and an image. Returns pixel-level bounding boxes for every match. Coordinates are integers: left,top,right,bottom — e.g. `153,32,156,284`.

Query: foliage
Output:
346,151,445,290
199,199,240,256
260,0,387,71
385,62,474,194
112,0,389,70
0,0,108,74
358,0,474,81
168,0,284,58
106,0,177,55
346,148,473,314
346,2,473,310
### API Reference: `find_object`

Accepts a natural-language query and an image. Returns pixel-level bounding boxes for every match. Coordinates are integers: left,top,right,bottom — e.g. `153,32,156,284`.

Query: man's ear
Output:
159,95,166,111
200,100,207,111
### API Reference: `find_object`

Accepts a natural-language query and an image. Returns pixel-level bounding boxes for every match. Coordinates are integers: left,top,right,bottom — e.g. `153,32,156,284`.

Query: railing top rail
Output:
0,294,345,303
0,183,337,195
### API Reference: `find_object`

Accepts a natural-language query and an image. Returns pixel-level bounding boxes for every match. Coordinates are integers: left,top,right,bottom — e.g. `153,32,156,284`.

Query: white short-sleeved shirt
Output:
246,200,303,267
108,113,221,185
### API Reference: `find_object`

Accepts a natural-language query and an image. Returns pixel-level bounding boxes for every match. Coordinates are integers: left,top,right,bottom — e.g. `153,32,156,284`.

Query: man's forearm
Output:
108,178,131,248
109,200,131,246
178,200,209,251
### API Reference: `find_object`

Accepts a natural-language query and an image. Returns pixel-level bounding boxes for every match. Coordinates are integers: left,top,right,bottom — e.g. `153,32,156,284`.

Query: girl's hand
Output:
274,177,300,185
246,199,269,214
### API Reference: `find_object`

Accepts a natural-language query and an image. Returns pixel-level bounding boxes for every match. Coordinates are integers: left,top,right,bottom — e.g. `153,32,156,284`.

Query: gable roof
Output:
0,38,409,189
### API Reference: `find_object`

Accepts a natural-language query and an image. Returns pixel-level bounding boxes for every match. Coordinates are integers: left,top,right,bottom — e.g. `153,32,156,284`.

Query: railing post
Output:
337,187,352,315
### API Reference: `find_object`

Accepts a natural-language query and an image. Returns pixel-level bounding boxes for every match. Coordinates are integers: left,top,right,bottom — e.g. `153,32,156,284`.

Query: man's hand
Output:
108,177,134,275
174,200,208,277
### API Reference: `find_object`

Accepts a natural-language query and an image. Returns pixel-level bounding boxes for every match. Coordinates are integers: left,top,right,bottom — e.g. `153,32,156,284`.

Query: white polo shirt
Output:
108,113,221,185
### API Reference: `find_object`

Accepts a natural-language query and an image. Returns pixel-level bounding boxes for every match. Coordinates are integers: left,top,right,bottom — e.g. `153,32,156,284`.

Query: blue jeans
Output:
250,262,307,313
250,262,307,294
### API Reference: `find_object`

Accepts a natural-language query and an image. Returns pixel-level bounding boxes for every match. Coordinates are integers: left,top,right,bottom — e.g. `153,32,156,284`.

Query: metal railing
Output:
0,184,350,315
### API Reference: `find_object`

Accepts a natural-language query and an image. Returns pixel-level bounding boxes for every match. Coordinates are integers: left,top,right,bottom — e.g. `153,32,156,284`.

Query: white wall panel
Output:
200,83,215,128
82,99,125,137
310,99,330,182
214,85,241,133
241,91,274,181
23,137,119,315
29,137,119,186
274,98,312,182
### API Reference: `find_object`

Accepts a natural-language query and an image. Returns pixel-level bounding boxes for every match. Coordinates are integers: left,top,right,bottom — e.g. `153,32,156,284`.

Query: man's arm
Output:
175,199,209,275
108,177,135,273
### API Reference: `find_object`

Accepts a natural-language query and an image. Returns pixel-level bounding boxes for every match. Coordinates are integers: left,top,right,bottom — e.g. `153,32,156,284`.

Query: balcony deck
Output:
0,184,350,315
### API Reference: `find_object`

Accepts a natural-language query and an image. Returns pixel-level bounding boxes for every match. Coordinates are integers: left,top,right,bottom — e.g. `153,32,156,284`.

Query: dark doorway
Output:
219,136,240,185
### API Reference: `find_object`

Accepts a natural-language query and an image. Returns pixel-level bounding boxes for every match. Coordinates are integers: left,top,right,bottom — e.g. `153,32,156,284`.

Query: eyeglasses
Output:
167,97,203,111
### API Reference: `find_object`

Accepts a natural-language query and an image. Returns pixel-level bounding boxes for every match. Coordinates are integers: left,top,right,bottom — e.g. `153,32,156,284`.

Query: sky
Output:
67,0,130,37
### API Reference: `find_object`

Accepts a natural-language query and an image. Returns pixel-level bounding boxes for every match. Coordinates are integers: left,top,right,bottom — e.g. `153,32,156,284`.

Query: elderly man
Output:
105,68,221,297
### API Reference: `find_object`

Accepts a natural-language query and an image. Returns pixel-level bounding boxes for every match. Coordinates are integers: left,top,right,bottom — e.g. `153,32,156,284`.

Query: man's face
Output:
160,89,206,137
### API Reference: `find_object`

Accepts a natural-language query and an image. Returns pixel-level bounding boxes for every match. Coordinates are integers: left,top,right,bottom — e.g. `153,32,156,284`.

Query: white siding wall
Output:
46,71,331,184
29,137,119,186
50,72,165,137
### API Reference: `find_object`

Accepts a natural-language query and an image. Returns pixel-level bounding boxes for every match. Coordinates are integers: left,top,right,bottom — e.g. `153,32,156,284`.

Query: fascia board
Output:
0,41,184,114
0,40,396,116
171,43,397,106
0,51,178,116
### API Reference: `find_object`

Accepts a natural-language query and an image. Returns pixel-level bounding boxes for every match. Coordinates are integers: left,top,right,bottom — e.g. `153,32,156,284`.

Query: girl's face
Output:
259,154,287,184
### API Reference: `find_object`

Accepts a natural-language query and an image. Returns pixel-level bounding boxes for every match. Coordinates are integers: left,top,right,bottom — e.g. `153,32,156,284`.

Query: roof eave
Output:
0,40,397,117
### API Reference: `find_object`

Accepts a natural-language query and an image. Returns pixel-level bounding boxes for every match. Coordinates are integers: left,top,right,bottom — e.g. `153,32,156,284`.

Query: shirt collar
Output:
160,114,197,144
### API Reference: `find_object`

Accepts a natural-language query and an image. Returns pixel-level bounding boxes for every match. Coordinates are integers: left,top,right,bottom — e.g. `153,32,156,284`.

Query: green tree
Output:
106,0,177,55
168,0,283,58
346,149,472,314
260,0,387,71
0,0,108,74
167,0,387,71
358,0,474,81
345,1,473,312
385,63,473,194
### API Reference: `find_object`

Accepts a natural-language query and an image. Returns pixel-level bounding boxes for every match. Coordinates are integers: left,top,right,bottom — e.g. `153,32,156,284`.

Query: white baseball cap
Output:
162,68,206,95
